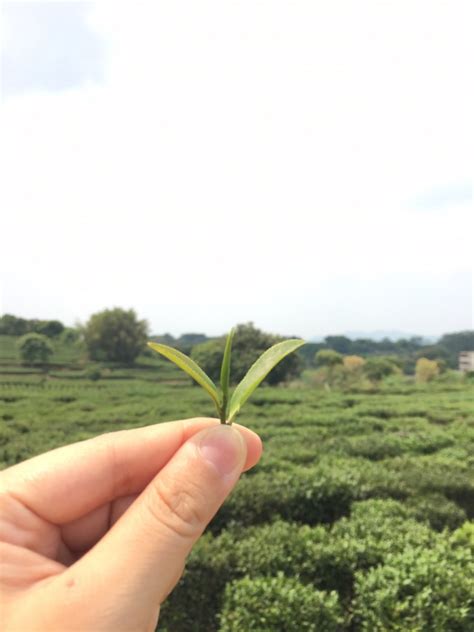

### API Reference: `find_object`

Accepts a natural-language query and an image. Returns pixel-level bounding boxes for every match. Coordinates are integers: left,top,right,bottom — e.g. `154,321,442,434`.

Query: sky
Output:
1,1,472,339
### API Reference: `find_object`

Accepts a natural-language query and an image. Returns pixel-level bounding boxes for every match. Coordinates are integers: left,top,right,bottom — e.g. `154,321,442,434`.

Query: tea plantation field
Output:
0,338,473,630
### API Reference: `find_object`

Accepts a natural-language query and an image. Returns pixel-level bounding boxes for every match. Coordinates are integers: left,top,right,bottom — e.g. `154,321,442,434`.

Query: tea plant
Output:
148,328,305,424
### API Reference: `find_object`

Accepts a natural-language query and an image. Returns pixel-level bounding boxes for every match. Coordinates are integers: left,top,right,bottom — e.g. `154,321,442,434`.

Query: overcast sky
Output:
1,1,472,339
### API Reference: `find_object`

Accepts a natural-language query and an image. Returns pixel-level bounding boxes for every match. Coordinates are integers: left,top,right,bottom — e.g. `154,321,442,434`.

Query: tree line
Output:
2,310,473,379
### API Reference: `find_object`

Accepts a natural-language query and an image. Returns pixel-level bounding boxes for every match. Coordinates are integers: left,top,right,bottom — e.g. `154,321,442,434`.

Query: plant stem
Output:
220,395,227,424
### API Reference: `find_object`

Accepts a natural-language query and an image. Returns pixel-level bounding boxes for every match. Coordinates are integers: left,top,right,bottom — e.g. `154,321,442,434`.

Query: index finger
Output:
0,418,262,524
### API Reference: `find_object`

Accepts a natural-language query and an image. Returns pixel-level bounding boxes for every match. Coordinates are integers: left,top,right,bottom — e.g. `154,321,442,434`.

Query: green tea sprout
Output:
148,328,305,424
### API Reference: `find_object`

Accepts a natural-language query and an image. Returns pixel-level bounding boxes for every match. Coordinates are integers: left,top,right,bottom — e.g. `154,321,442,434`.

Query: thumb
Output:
69,425,247,616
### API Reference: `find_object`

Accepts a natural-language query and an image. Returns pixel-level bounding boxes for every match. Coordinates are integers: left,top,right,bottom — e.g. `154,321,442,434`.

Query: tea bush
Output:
1,342,473,631
210,465,358,533
330,499,436,570
354,532,474,630
404,493,467,530
160,501,440,630
218,575,345,632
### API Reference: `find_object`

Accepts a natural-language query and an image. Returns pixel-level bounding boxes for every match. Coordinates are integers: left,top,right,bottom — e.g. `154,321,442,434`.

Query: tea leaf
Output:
228,339,305,422
220,328,235,422
147,342,221,413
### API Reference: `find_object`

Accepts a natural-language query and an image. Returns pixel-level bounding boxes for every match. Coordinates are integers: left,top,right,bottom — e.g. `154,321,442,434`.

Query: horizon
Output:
1,2,472,337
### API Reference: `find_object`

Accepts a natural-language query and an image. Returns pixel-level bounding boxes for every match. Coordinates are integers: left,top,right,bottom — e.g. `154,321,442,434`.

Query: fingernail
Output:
198,425,246,477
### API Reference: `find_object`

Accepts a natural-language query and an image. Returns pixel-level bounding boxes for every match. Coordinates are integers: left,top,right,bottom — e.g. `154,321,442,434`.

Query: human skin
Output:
0,418,262,631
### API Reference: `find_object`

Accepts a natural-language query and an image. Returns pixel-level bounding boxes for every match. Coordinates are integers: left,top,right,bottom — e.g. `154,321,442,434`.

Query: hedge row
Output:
353,523,474,630
208,458,471,534
219,575,344,632
159,501,472,631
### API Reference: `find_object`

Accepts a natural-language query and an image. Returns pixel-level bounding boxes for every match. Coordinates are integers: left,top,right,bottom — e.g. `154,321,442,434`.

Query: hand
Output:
0,418,262,631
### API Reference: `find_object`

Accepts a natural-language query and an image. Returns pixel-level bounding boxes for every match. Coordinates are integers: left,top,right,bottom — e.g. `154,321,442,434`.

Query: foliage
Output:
438,330,474,368
1,332,473,630
0,314,65,338
190,339,226,384
315,349,343,368
404,493,467,531
34,320,64,338
353,533,474,630
343,355,365,371
219,575,345,632
149,330,304,423
83,366,101,381
363,356,399,381
16,333,53,365
60,327,81,344
176,333,209,354
415,344,450,362
324,336,353,354
439,330,474,353
415,357,440,383
0,314,31,336
150,332,209,354
83,308,148,365
192,323,304,385
210,465,358,533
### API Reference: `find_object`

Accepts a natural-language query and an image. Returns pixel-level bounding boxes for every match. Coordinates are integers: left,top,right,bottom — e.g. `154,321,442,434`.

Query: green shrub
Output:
84,366,102,381
159,532,235,632
363,357,399,381
17,333,53,365
210,466,357,532
405,493,467,530
343,431,453,461
354,535,474,630
315,349,343,368
218,575,345,632
451,521,474,549
161,503,440,631
231,521,357,596
382,456,474,518
324,499,436,597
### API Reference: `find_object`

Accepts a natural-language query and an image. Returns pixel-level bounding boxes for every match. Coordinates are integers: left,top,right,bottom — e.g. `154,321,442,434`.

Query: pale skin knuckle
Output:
147,477,206,540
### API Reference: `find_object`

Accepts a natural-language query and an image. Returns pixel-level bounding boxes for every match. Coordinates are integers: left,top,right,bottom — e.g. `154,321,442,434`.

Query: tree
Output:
191,323,302,385
83,308,148,364
438,331,474,368
363,356,399,381
35,320,65,338
0,314,29,336
191,338,226,383
177,333,208,354
343,355,365,371
415,358,440,383
60,327,80,344
17,333,53,365
415,345,450,362
324,336,352,354
438,331,474,353
315,349,343,368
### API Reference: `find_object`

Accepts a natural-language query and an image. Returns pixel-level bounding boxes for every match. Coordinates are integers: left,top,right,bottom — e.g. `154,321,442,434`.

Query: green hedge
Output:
404,493,467,530
329,499,436,575
208,457,471,536
354,527,474,630
158,531,235,632
218,575,345,632
209,465,358,533
159,501,441,631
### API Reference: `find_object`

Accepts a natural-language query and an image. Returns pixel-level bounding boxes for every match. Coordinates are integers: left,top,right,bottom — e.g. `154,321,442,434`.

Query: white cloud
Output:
1,1,472,337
